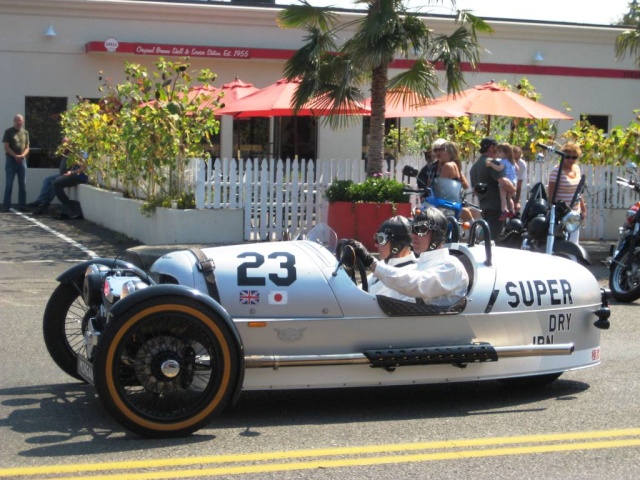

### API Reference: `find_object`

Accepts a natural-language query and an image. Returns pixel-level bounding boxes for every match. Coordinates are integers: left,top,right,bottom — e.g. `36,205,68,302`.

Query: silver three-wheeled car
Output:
43,223,610,437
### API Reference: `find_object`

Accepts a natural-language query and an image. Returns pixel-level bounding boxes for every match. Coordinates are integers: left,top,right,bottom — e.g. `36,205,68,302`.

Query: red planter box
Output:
327,201,412,250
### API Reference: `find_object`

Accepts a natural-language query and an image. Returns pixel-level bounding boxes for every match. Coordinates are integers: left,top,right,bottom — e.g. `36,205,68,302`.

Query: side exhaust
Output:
245,343,574,370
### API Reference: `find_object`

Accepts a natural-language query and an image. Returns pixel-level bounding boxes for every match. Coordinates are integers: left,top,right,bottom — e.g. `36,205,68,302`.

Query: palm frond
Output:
616,28,640,66
428,27,481,94
282,28,338,80
276,0,336,31
456,10,494,37
386,60,439,107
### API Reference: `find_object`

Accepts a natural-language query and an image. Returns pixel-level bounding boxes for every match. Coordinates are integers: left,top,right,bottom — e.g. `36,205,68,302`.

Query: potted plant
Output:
325,176,411,249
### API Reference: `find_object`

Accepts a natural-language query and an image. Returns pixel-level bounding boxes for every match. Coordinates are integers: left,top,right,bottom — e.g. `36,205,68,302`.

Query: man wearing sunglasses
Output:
368,216,416,300
350,207,469,306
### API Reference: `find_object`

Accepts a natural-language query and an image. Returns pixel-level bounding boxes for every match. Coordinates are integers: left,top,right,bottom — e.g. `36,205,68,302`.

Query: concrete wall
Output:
77,184,244,245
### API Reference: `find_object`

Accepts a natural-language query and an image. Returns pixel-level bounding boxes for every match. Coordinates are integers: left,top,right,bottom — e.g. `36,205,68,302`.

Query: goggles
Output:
411,220,440,236
373,232,389,246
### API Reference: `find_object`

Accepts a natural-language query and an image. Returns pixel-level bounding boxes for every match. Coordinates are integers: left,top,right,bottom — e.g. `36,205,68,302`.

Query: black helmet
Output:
504,217,523,233
411,207,447,250
527,215,549,241
528,198,549,220
375,216,412,256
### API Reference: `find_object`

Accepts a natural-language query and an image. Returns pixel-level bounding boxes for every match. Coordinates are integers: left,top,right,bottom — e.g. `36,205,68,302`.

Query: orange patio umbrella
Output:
364,89,466,118
434,81,572,131
198,77,259,111
216,77,370,117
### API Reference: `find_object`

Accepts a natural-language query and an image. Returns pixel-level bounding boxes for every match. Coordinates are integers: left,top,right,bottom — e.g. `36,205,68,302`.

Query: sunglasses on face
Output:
564,155,578,160
411,223,432,236
374,232,389,246
433,148,444,153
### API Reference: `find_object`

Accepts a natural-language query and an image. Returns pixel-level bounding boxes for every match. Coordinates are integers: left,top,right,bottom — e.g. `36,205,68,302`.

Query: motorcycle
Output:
608,162,640,302
402,166,482,239
498,144,590,265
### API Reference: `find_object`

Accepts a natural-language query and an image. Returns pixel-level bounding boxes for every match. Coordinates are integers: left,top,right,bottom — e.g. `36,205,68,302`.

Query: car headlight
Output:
562,210,582,233
120,279,148,299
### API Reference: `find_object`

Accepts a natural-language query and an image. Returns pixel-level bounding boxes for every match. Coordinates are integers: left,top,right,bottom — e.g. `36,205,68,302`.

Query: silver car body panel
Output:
149,240,603,390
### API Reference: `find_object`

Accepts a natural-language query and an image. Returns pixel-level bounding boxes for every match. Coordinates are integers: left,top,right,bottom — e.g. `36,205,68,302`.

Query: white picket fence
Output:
190,156,638,242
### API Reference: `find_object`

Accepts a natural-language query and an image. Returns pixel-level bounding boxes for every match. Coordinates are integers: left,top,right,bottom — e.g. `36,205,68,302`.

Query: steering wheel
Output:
334,241,369,292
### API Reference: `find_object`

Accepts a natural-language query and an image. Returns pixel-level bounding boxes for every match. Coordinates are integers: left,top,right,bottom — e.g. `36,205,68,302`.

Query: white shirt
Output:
373,248,469,306
516,158,528,206
368,255,416,301
517,158,527,182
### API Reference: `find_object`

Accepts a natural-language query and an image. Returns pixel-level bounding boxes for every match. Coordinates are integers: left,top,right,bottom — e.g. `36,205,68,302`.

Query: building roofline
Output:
132,0,631,30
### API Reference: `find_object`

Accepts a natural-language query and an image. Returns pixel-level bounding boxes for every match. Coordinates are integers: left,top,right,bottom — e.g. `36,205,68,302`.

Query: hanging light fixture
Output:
44,24,58,37
533,51,544,63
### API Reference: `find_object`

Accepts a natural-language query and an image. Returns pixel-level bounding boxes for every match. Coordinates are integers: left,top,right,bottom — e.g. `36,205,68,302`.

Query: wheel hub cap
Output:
160,359,180,378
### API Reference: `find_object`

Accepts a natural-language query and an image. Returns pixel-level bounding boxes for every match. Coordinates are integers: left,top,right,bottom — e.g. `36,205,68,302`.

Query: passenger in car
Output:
351,207,469,306
368,215,416,301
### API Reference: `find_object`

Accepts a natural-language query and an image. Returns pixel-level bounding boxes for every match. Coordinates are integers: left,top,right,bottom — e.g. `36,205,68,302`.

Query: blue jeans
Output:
3,154,27,209
53,173,87,204
35,174,60,206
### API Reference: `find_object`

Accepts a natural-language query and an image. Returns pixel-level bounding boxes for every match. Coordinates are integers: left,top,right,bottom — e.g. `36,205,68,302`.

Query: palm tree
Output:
615,1,640,66
277,0,492,176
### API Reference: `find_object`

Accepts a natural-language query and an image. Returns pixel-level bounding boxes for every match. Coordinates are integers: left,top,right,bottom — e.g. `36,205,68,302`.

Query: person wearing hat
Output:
367,215,416,300
469,137,516,238
416,138,446,189
348,207,469,306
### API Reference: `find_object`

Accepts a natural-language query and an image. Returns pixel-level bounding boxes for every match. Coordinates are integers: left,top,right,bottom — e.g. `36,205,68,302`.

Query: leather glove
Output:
348,240,375,269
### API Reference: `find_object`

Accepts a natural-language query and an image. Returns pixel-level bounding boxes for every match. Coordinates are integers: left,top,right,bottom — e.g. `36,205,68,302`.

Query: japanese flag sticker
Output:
268,291,288,305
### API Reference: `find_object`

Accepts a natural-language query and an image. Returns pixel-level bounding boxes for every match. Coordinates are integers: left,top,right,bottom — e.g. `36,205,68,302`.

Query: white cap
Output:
432,138,447,149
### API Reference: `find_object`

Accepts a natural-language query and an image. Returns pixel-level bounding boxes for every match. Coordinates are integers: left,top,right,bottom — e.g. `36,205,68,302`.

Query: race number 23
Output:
237,252,297,287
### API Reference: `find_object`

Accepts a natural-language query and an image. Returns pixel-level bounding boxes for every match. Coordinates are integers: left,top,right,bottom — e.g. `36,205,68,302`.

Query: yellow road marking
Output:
1,428,639,479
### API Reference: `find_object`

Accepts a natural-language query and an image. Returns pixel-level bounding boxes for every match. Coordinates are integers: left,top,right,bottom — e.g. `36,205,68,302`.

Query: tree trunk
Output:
367,64,388,176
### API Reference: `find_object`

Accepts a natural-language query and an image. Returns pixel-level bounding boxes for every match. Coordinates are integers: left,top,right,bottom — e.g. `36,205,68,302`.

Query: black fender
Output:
106,283,245,405
613,237,633,261
56,258,152,284
553,240,591,265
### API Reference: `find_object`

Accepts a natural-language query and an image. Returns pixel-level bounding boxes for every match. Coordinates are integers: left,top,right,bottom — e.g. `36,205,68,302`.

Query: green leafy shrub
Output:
324,177,409,203
60,57,221,213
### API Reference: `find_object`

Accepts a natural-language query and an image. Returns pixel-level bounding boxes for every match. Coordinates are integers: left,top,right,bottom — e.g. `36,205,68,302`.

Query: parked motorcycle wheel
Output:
43,278,93,381
609,245,640,302
93,296,241,437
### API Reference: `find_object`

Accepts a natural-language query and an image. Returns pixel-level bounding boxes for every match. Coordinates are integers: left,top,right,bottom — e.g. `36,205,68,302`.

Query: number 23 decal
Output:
237,252,297,287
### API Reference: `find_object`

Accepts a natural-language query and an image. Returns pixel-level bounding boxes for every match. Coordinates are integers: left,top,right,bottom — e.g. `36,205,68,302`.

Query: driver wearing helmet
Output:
351,207,469,306
368,216,416,300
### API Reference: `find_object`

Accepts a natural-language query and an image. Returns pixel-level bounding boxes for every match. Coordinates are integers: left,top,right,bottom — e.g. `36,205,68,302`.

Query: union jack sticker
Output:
239,290,260,305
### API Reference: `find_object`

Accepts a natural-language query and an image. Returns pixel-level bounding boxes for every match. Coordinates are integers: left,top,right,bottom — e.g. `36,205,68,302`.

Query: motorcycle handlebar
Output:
403,187,426,195
536,143,565,156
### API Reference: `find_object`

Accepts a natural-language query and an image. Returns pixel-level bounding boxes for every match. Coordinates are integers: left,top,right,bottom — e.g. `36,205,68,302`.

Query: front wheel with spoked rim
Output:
93,295,242,437
609,245,640,302
43,277,94,381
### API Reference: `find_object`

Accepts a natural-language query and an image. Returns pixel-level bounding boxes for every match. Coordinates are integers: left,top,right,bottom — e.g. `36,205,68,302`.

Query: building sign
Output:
85,39,640,80
85,40,293,60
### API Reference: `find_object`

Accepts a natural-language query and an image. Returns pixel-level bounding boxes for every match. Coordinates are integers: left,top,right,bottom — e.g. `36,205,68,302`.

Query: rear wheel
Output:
609,245,640,302
93,296,241,437
43,278,93,381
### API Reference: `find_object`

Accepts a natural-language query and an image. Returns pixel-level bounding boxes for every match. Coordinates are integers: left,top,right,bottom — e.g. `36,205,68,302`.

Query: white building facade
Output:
1,0,639,202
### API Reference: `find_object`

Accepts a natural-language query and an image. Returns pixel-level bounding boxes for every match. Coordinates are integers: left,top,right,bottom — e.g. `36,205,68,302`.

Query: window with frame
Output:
582,114,610,133
25,96,68,168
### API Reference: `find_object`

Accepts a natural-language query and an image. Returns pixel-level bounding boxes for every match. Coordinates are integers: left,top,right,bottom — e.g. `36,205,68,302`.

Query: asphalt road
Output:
1,209,639,480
